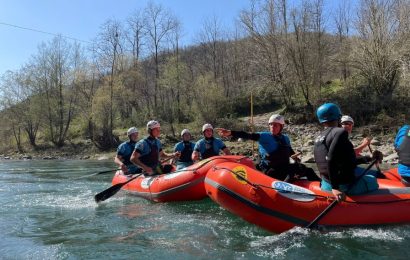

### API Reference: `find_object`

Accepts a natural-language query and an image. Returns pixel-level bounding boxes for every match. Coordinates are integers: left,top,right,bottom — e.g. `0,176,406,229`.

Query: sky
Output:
0,0,250,76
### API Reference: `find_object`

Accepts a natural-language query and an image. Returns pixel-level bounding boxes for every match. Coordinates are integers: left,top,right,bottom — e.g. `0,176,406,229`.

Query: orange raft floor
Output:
111,155,254,202
204,162,410,234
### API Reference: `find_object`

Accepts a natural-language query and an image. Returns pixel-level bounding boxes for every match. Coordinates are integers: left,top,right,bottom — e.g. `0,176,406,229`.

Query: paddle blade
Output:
94,173,142,203
94,183,124,203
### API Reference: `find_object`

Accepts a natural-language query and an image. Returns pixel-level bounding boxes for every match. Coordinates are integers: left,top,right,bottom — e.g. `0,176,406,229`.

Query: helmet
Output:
181,129,190,137
268,114,285,125
202,123,213,132
146,120,160,130
341,115,354,124
127,127,138,136
316,103,342,123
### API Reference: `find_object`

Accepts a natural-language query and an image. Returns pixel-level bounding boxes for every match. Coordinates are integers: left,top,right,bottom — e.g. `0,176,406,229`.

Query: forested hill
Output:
1,0,409,154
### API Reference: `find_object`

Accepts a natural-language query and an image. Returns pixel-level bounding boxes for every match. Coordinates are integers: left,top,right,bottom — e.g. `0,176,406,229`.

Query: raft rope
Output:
212,166,410,205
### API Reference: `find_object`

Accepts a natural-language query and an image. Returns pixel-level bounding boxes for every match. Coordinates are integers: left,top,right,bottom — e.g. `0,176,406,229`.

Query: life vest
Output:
179,142,194,163
265,135,291,168
122,141,136,166
398,128,410,166
139,138,159,169
202,138,218,159
313,127,334,181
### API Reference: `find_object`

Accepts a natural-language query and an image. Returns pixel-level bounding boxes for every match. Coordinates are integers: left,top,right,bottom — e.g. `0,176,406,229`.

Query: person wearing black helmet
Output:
174,129,195,170
314,103,378,201
114,127,142,175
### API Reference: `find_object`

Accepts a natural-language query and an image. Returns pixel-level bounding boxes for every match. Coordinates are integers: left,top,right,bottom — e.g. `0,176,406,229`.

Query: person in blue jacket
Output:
174,129,195,170
217,114,319,181
131,120,179,175
395,125,410,184
314,103,378,201
114,127,141,175
192,123,230,161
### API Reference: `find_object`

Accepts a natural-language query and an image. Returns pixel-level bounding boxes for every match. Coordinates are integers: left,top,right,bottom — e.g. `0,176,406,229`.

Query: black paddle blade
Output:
94,183,124,203
94,173,142,203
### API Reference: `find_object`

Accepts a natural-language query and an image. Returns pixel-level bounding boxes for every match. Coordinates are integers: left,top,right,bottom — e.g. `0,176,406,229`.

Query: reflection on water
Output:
0,160,408,259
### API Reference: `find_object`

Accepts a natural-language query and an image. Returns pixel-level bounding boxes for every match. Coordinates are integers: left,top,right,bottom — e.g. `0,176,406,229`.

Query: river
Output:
0,160,408,259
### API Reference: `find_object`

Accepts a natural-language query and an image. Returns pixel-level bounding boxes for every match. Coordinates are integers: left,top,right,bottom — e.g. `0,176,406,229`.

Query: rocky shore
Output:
0,113,401,165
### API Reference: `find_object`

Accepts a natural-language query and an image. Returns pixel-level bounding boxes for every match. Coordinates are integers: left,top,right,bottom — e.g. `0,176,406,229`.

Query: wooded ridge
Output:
1,0,409,154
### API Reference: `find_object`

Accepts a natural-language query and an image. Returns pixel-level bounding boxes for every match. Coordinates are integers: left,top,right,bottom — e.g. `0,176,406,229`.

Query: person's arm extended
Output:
216,128,260,141
231,130,260,141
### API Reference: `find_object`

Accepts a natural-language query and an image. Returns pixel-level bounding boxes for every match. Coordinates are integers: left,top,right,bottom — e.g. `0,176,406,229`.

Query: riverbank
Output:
0,119,400,165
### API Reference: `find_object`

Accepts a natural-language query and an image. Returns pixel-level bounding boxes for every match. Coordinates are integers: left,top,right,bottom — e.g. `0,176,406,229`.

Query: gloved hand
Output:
372,150,384,164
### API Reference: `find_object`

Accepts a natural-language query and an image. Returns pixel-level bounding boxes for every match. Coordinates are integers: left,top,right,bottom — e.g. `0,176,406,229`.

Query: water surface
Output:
0,160,408,259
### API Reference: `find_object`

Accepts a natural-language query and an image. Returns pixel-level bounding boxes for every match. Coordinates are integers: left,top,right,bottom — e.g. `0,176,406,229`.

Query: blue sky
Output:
0,0,250,76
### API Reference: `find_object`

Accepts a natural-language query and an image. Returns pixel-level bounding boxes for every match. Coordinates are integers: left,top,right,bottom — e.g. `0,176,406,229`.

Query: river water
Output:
0,160,408,259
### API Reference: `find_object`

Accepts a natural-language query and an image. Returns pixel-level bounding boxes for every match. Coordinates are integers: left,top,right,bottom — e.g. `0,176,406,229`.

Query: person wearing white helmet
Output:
173,129,196,170
114,127,141,174
131,120,178,175
340,115,372,157
217,114,319,181
192,123,231,161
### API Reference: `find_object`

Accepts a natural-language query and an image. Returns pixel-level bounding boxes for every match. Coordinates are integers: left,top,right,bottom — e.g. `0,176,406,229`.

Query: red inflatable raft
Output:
111,155,254,202
205,162,410,233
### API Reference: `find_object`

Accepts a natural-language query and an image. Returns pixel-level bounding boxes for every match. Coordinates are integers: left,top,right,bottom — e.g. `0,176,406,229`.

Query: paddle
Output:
73,169,119,180
94,173,143,203
306,159,377,229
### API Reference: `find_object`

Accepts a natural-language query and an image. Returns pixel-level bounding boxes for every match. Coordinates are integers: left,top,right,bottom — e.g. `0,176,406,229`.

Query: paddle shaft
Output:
74,169,118,179
94,173,143,203
306,159,377,228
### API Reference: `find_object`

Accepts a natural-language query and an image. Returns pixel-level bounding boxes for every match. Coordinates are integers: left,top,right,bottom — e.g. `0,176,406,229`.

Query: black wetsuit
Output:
314,127,356,189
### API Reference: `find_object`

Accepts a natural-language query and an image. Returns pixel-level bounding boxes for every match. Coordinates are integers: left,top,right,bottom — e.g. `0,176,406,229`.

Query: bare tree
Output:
92,19,124,148
240,0,294,107
354,0,410,110
143,2,178,112
334,0,352,81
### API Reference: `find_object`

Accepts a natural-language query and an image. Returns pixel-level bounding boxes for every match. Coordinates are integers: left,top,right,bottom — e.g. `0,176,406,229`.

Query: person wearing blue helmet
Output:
314,103,379,201
395,124,410,184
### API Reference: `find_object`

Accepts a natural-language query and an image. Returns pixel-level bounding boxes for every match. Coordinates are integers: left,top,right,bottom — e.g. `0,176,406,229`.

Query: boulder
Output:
97,155,109,161
383,153,398,162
